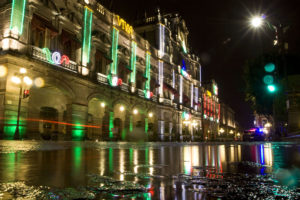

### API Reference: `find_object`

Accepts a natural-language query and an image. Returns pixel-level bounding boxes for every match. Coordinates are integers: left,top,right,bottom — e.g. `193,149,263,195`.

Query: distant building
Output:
219,102,241,140
201,80,220,140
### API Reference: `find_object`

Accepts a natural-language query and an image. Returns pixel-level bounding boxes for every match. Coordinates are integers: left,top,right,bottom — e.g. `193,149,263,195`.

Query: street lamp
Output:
11,68,32,140
250,16,263,28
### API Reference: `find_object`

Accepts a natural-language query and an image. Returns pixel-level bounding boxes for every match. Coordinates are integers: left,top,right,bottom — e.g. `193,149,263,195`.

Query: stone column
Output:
66,103,88,141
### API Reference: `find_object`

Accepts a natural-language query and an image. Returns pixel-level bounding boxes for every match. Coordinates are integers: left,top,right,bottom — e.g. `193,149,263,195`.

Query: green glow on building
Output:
129,148,133,166
145,52,151,90
145,118,148,134
130,41,137,83
10,0,27,35
129,115,133,132
143,193,151,200
72,123,85,141
109,148,113,173
109,112,114,138
110,27,119,76
3,110,26,140
121,128,126,140
144,52,151,98
182,41,187,54
43,48,54,64
82,7,93,67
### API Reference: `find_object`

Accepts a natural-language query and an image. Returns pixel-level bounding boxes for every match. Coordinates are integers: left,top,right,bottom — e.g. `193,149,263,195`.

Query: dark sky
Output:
98,0,300,129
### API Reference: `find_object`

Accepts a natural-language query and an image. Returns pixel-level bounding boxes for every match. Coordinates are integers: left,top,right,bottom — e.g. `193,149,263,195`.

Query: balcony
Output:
31,46,78,73
97,73,108,85
173,103,178,109
163,98,172,106
137,89,144,98
152,95,158,102
120,83,129,92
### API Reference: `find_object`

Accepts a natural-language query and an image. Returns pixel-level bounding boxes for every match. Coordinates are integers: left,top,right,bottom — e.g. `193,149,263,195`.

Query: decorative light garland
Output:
82,6,93,67
10,0,27,35
195,86,198,110
130,41,137,83
179,75,183,104
158,23,165,58
158,60,164,96
108,27,119,86
42,48,70,66
144,51,152,99
190,83,194,108
180,60,191,79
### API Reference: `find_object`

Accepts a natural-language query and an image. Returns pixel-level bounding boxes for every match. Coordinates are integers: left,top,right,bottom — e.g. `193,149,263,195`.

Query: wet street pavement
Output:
0,141,300,199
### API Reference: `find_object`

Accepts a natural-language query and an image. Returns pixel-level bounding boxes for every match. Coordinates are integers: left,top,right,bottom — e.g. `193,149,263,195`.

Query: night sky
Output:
98,0,300,129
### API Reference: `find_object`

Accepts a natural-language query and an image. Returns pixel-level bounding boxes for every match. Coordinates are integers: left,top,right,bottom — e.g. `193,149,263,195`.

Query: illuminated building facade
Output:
201,80,220,140
219,102,240,140
0,0,203,141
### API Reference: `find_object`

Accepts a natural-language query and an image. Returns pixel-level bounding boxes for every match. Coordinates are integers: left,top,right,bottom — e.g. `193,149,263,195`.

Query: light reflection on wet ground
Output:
0,141,300,199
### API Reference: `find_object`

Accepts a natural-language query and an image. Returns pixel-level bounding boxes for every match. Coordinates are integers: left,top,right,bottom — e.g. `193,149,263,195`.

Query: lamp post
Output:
11,68,32,140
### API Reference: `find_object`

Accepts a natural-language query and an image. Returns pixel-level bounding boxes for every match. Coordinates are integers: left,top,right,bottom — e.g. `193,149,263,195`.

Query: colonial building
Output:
0,0,209,141
219,102,240,140
202,80,220,140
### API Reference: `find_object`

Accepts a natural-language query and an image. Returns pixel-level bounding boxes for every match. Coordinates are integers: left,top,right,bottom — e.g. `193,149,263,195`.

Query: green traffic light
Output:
263,75,274,84
264,63,275,72
267,85,276,93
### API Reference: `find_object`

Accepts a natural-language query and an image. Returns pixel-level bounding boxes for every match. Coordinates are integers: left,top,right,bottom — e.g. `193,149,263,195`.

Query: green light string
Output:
182,41,187,53
129,148,133,167
10,0,27,35
82,7,93,67
42,48,54,64
110,27,119,76
109,111,114,139
130,41,137,83
144,52,151,91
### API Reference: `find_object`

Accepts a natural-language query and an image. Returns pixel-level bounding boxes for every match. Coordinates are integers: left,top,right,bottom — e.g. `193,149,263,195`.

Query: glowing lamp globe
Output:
251,16,263,28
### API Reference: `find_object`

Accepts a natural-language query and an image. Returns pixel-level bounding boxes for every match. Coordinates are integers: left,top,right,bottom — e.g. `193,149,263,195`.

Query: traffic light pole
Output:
14,83,23,140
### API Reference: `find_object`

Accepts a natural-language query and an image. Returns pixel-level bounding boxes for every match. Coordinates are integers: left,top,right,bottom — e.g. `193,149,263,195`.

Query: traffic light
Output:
263,63,276,93
23,89,30,98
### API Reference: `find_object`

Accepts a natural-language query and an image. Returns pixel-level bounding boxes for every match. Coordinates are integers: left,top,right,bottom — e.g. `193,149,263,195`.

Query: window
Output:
95,50,106,74
118,62,129,84
31,14,57,49
59,30,80,61
136,71,144,89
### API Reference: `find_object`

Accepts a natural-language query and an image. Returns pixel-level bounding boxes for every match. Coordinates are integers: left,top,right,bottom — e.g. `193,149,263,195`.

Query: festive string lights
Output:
10,0,27,35
109,27,119,86
130,41,137,83
144,52,152,99
82,7,93,67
